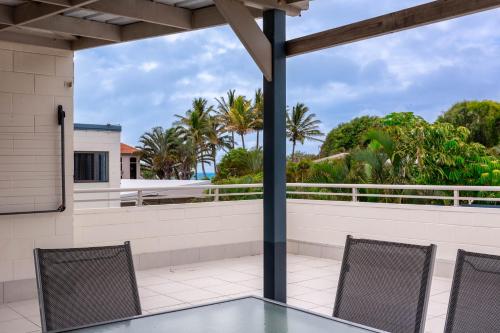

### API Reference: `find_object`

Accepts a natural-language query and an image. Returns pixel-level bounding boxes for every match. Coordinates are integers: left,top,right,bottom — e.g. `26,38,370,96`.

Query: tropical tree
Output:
286,103,324,161
228,95,254,149
215,90,237,148
173,138,196,180
320,116,380,157
416,123,499,185
175,98,213,179
437,100,500,148
353,130,403,184
137,127,183,179
251,88,264,149
206,116,232,174
216,148,263,179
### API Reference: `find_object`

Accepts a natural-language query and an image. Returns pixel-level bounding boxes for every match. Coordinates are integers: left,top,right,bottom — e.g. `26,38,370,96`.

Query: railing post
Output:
137,190,143,207
214,188,219,202
453,190,459,207
352,188,358,202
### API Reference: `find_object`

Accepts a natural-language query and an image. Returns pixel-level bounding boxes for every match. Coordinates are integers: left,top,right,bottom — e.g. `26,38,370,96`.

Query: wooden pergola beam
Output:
84,0,192,30
13,0,99,25
0,30,72,49
214,0,272,81
244,0,301,16
28,14,121,42
192,5,262,29
286,0,500,57
73,5,265,51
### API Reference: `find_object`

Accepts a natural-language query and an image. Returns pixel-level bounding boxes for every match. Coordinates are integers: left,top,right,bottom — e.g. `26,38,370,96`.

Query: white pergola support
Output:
213,0,272,81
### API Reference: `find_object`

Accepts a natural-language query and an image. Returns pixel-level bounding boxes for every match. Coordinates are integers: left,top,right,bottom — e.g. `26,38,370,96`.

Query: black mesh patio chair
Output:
444,250,500,333
333,235,436,333
34,242,141,333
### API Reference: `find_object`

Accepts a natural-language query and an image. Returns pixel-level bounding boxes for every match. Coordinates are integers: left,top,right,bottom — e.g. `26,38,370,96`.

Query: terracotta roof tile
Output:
121,143,138,155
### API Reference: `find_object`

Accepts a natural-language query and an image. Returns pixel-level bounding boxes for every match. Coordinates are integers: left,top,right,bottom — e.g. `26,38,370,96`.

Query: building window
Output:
74,152,109,183
130,157,137,179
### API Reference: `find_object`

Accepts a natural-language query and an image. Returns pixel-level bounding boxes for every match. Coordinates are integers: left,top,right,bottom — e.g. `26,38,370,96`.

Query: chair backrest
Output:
333,235,436,333
34,242,141,332
444,250,500,333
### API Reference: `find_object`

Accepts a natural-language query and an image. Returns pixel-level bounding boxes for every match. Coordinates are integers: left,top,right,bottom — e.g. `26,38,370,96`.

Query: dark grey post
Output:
263,9,287,303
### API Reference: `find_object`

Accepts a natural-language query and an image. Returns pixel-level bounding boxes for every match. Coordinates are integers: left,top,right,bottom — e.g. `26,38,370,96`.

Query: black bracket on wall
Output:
0,105,67,216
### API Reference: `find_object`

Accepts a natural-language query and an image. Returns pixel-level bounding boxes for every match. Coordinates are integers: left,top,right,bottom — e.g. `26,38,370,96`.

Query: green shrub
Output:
437,100,500,148
215,148,262,180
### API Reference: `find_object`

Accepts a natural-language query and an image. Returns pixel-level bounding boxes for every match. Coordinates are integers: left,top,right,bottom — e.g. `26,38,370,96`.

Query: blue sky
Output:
75,0,500,162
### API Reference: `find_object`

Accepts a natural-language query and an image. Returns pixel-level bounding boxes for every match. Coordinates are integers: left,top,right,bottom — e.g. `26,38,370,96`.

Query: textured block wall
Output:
0,41,74,284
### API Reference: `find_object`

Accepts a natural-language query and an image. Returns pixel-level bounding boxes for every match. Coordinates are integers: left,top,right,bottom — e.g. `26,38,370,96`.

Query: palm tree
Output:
137,127,179,179
173,137,196,180
215,90,237,148
206,116,232,174
286,103,324,161
228,95,254,149
175,98,213,179
251,88,264,150
353,129,412,187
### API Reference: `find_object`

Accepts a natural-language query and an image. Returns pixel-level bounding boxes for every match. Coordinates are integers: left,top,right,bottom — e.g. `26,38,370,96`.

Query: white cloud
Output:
150,92,165,106
139,61,159,72
100,79,114,92
197,71,216,83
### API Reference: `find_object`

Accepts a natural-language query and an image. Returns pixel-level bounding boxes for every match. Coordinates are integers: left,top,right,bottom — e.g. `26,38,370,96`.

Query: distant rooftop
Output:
121,143,138,155
74,123,122,132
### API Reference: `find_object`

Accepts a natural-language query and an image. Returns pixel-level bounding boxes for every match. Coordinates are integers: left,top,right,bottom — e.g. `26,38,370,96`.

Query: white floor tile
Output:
212,271,258,283
205,283,253,296
140,295,184,310
7,300,40,318
293,290,336,307
310,306,334,317
0,318,39,333
169,289,221,303
425,315,446,333
0,306,22,323
294,277,338,290
184,277,228,288
146,281,195,294
287,298,318,310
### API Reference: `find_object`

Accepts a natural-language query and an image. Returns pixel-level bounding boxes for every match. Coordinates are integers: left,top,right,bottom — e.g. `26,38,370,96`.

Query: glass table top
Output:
58,297,384,333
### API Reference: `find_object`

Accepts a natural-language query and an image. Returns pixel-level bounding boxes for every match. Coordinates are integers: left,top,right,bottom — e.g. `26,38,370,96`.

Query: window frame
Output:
74,151,110,183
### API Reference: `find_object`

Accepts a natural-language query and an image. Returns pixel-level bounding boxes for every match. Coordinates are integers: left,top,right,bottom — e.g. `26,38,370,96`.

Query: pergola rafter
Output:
286,0,500,56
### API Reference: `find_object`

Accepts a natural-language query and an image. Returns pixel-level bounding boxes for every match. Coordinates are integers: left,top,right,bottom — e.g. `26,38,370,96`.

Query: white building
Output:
120,143,140,180
73,123,121,208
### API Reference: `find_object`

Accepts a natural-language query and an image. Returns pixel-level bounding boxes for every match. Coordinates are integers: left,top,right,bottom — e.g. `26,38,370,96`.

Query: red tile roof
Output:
121,143,138,155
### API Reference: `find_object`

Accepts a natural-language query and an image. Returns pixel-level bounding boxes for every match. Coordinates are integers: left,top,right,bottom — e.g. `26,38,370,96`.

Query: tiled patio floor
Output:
0,254,452,333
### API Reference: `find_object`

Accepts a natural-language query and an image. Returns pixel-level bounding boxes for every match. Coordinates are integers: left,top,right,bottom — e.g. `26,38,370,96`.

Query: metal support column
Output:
263,9,287,303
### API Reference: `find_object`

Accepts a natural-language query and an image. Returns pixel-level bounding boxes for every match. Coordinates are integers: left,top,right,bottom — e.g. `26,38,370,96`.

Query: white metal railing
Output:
74,183,500,208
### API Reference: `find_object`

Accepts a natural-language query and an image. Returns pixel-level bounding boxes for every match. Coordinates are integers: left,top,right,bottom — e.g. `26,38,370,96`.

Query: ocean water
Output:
192,172,215,180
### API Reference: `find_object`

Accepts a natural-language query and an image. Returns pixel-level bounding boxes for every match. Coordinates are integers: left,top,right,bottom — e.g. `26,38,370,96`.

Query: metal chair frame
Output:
34,241,141,333
333,235,436,333
444,249,500,333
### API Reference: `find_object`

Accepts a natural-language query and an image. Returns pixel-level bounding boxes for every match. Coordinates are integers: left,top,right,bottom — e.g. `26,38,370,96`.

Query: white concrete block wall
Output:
74,130,121,208
288,199,500,262
74,200,263,254
0,41,74,289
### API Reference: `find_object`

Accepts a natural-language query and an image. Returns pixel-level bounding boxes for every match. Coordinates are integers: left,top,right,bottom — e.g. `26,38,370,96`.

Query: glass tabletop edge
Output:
51,295,386,333
254,296,387,333
50,296,261,333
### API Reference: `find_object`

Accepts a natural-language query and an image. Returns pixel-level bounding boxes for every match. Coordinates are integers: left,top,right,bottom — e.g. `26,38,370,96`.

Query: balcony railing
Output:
74,183,500,208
